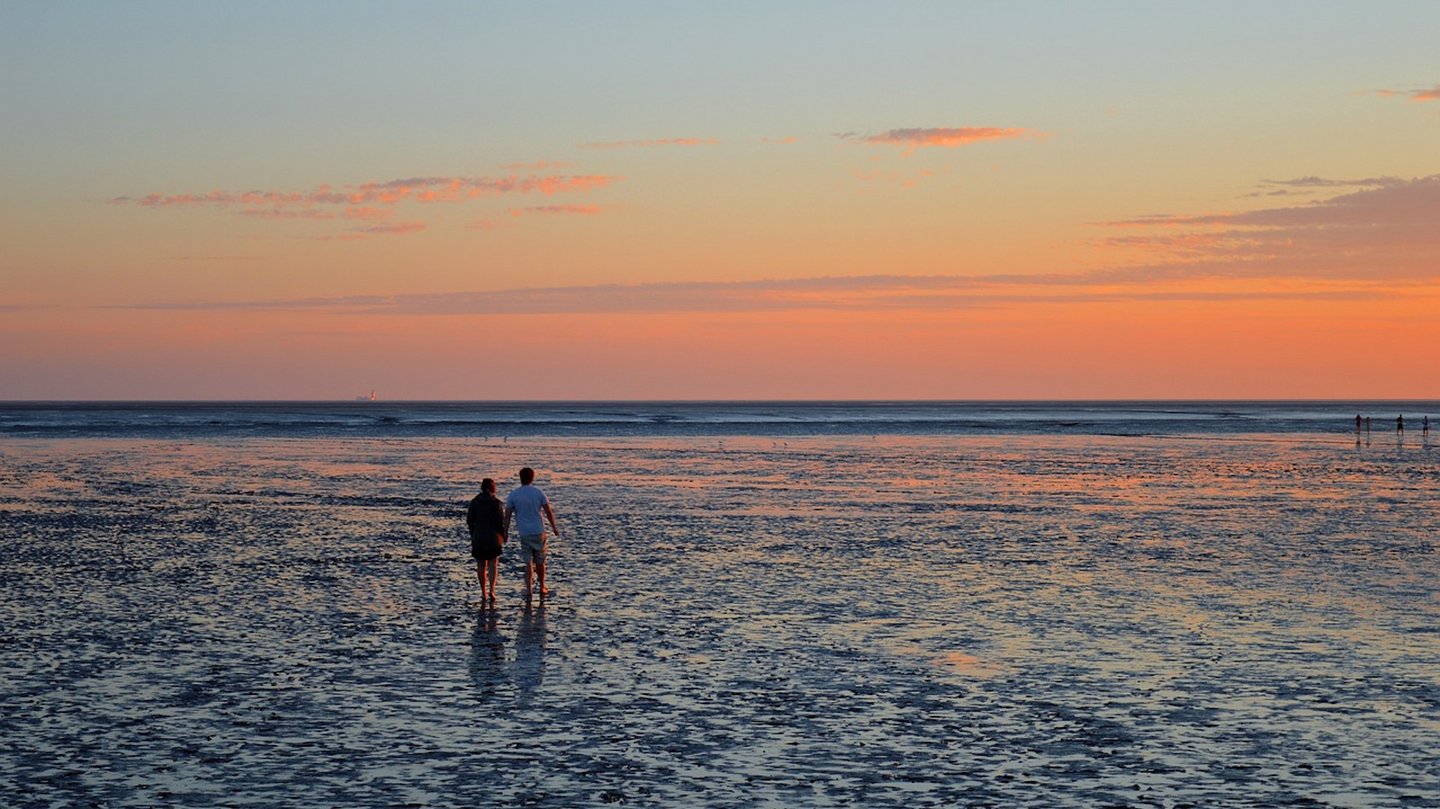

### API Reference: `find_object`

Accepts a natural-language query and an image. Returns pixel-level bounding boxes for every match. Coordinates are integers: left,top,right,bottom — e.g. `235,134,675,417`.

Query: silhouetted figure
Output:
1424,415,1431,435
1355,414,1362,432
1397,414,1405,433
1365,416,1371,433
467,478,507,604
505,466,561,602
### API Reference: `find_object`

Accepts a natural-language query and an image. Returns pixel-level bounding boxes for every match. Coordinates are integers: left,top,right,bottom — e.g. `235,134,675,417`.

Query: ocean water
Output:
2,403,1438,807
0,399,1432,439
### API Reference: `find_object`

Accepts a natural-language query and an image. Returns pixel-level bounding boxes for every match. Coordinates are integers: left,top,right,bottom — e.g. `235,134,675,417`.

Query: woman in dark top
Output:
467,478,507,603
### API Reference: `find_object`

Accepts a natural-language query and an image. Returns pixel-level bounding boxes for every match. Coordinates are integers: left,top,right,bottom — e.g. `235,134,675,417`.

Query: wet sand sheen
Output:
2,435,1437,806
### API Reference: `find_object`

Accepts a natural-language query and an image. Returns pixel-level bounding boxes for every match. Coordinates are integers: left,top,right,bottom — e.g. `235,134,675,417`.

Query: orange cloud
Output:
841,127,1036,155
578,137,718,149
1367,84,1440,102
520,176,616,195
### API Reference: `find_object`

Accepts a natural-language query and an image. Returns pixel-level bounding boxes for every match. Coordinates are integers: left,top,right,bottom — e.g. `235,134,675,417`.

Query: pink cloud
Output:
578,137,718,149
841,127,1037,155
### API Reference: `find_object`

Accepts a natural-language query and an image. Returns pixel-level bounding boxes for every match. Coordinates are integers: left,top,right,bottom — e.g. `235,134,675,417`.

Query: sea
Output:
0,399,1432,439
2,401,1437,807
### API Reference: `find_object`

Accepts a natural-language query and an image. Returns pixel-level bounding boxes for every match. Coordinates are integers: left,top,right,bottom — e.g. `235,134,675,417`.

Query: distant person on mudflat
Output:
467,478,506,604
1355,414,1362,433
1397,414,1405,433
1424,415,1431,434
505,467,560,602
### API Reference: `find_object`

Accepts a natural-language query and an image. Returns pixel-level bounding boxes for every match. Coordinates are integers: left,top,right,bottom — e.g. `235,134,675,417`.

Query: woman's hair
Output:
481,477,496,493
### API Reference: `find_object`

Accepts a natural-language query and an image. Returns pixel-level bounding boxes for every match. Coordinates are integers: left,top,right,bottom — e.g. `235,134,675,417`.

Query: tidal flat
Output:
2,434,1437,807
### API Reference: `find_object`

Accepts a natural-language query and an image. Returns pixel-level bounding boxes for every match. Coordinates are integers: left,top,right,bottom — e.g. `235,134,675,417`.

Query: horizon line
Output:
3,398,1438,405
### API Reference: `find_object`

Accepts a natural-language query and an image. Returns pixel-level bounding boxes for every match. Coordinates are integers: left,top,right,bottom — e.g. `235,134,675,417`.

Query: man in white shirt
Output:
504,466,560,601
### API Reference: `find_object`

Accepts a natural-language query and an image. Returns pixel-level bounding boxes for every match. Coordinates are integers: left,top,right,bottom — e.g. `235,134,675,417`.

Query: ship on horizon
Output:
354,390,377,402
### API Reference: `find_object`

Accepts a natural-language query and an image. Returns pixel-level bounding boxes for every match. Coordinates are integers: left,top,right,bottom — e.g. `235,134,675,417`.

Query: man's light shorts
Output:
519,533,546,565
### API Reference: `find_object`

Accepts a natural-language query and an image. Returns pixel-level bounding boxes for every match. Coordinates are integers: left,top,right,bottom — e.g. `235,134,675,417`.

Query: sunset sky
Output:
3,1,1437,400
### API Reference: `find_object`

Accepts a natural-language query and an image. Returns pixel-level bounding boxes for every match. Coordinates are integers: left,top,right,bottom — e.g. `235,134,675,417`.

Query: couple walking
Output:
467,467,560,604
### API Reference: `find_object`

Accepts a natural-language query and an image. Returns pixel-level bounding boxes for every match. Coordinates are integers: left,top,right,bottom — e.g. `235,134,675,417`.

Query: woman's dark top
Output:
466,492,506,561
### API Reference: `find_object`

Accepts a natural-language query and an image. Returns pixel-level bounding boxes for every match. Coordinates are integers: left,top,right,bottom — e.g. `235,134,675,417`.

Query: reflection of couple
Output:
469,603,547,701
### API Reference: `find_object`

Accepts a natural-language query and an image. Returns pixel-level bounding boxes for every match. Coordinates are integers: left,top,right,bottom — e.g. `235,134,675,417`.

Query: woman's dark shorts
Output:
471,534,502,562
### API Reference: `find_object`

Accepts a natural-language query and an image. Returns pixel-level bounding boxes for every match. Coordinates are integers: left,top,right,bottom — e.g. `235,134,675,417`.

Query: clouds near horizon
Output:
1095,175,1440,281
99,273,1398,328
87,175,1438,317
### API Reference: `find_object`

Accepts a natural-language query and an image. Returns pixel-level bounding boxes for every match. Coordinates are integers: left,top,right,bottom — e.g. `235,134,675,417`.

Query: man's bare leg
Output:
536,561,548,597
524,561,534,601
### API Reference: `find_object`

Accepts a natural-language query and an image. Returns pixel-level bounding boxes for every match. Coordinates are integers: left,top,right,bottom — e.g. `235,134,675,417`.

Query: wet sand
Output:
2,435,1437,806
